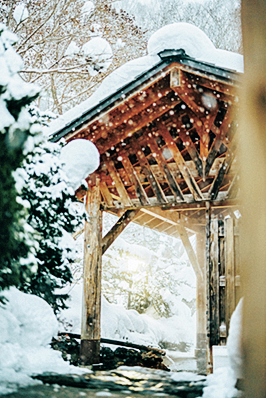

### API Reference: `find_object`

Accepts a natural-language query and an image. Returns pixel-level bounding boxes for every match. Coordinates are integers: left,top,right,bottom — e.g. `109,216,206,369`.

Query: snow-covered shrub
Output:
0,24,39,298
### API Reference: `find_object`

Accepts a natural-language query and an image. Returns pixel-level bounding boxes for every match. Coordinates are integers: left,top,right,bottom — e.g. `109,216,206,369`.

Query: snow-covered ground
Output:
58,282,196,351
0,285,243,397
0,288,88,396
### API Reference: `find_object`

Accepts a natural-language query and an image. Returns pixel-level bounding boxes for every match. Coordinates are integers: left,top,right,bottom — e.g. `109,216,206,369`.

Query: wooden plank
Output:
145,132,184,201
225,217,235,332
209,218,220,347
168,115,203,177
102,155,132,207
199,111,220,168
158,122,204,201
132,136,168,204
102,209,140,254
178,129,203,178
120,150,150,206
184,72,237,97
80,179,102,365
100,181,114,207
176,223,203,280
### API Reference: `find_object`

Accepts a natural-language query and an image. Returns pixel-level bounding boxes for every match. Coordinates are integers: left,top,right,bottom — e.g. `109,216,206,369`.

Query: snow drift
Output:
0,288,86,395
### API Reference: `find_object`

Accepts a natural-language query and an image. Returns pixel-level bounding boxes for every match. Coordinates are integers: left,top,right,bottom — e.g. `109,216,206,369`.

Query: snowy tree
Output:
0,23,40,299
115,0,242,53
0,0,147,113
18,120,86,312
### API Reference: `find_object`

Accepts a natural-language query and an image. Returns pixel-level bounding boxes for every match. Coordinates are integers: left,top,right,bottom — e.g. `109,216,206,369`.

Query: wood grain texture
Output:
81,180,102,342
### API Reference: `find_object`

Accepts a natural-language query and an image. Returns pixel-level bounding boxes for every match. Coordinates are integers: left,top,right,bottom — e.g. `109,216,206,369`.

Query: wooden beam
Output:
102,155,132,207
100,181,114,207
184,72,237,97
80,179,102,365
158,122,204,201
205,108,234,176
132,136,168,204
178,128,203,178
145,132,184,201
176,223,203,280
166,114,203,177
120,150,150,206
102,209,140,254
141,206,203,235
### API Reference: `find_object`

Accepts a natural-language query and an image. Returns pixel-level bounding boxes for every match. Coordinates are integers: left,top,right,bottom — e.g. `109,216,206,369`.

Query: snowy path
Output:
2,384,174,398
2,367,206,398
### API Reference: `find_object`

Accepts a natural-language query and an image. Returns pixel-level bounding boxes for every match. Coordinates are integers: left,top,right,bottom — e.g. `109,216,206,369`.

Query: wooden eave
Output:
51,50,241,235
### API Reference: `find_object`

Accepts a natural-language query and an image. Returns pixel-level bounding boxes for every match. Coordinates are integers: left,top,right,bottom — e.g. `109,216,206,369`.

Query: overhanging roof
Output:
51,50,241,237
50,50,240,143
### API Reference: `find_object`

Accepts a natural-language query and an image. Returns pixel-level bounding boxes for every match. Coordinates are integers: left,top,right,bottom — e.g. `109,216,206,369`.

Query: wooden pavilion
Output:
51,48,241,373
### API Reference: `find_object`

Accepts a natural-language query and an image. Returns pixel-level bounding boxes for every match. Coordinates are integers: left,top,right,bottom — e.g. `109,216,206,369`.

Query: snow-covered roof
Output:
47,23,243,141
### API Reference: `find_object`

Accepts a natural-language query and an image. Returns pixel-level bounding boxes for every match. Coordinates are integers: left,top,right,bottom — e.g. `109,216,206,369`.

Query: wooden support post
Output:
176,224,203,280
206,214,220,374
205,202,213,374
102,209,140,254
80,179,102,365
210,217,220,348
225,217,235,332
196,232,207,374
241,3,266,395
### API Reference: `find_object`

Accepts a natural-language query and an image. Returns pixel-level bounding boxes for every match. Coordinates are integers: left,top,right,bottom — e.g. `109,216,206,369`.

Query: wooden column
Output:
80,179,102,365
196,231,207,374
225,217,235,332
205,202,213,374
241,2,266,396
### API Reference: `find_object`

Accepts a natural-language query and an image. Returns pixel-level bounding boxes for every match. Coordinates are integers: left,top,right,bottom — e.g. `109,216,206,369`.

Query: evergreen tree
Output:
18,119,85,313
0,23,39,299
